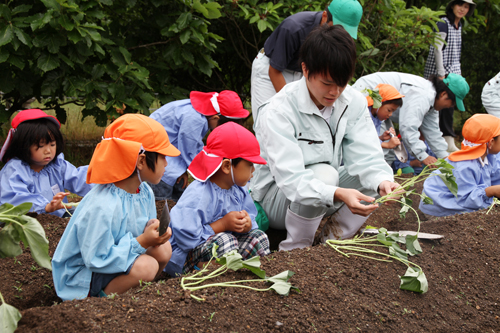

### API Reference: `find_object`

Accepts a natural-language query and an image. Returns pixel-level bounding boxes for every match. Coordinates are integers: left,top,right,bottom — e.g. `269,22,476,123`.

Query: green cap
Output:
443,73,470,112
328,0,363,39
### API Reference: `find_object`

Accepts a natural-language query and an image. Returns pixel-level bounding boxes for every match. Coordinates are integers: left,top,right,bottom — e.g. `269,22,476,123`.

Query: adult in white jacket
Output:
250,25,398,251
481,71,500,118
353,72,469,166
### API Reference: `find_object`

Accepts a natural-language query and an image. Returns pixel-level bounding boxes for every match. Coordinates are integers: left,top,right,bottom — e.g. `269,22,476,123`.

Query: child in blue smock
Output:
165,122,270,276
393,130,437,175
149,90,249,202
0,109,93,217
419,114,500,217
52,114,181,301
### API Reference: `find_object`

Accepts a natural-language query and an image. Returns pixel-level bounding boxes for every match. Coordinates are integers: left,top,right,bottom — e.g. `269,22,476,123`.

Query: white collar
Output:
478,156,489,167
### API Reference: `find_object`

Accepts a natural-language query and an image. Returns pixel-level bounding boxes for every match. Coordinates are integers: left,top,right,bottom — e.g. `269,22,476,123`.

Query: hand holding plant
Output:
45,192,70,213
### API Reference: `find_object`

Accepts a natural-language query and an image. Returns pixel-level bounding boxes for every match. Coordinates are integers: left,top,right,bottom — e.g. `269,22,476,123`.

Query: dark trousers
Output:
439,107,455,137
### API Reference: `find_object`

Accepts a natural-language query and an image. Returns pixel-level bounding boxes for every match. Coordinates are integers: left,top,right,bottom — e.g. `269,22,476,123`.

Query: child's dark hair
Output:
445,1,469,24
217,115,246,127
382,98,403,108
230,157,243,167
325,5,333,23
429,74,456,103
2,118,64,164
299,25,356,88
127,151,160,179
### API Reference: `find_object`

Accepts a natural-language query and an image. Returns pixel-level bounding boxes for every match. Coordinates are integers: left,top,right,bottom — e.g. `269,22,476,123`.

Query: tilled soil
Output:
2,184,500,332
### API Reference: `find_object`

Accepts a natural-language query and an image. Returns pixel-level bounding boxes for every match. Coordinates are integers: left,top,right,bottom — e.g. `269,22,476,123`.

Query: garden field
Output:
1,182,500,332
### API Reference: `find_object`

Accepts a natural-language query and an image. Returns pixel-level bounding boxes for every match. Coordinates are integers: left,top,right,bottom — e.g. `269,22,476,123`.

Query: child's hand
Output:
410,159,422,168
240,210,252,233
45,192,71,213
176,172,189,189
222,211,248,233
379,130,392,141
137,219,171,249
387,136,401,149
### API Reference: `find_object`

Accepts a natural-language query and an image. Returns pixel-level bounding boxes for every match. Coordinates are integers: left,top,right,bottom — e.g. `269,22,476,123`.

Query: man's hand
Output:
378,180,402,205
334,188,378,216
421,156,438,168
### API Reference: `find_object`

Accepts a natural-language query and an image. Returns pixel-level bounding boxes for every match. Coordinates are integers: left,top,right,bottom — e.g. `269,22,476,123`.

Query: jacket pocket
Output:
297,131,333,166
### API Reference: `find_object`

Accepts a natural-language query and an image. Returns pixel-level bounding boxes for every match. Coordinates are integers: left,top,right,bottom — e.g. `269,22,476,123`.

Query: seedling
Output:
0,202,53,333
486,197,500,214
209,312,215,322
181,245,297,301
326,159,457,294
62,202,79,217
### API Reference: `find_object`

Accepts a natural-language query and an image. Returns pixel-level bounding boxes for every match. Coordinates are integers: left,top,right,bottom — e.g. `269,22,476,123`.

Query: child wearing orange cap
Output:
0,109,93,217
364,84,404,160
149,91,249,202
164,122,270,276
52,114,181,301
419,114,500,217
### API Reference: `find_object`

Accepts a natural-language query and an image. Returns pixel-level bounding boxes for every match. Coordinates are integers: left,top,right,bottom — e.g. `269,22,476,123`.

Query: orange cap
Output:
449,114,500,162
366,83,405,107
87,114,180,184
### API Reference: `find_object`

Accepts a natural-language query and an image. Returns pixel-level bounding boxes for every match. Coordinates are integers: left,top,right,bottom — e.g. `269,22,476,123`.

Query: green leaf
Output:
241,256,266,279
179,30,191,44
405,235,422,256
119,46,131,64
0,4,12,21
7,55,25,70
376,232,394,246
389,243,408,260
0,225,23,258
176,12,191,30
0,52,8,63
437,172,458,197
19,215,51,270
0,299,22,333
267,270,295,283
41,0,60,10
203,2,222,19
13,27,31,47
422,195,433,205
257,19,267,33
37,52,60,72
58,15,75,31
0,202,32,216
400,267,428,293
192,0,208,18
269,280,293,296
0,25,14,47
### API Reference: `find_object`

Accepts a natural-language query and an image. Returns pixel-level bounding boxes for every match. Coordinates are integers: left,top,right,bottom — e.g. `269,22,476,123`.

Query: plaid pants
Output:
183,229,270,274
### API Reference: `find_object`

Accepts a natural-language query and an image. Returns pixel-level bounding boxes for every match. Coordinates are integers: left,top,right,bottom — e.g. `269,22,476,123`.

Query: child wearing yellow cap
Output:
419,114,500,217
52,114,181,301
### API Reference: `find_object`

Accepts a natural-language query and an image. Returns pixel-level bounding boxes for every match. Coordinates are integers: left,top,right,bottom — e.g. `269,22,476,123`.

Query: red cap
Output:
0,109,61,161
190,90,250,119
12,109,60,129
188,122,266,182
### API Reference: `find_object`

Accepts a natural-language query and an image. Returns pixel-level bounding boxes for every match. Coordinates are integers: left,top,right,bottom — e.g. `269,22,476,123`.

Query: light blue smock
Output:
393,140,436,175
250,77,394,208
165,180,259,276
0,154,93,217
419,155,500,217
353,72,448,162
52,182,156,301
150,99,209,186
368,106,383,139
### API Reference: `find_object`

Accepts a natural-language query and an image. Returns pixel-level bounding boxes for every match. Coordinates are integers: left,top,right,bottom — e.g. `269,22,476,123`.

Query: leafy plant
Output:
326,158,457,294
0,202,52,333
181,244,296,301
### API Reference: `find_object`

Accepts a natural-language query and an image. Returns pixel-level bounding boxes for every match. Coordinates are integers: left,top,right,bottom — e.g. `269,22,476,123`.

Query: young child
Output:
52,114,180,301
0,109,93,217
149,90,249,202
365,83,405,166
393,130,437,175
165,122,270,276
419,114,500,217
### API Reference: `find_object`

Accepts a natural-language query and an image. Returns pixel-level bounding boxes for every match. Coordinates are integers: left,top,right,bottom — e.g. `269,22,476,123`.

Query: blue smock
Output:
368,106,383,139
419,155,500,216
52,182,156,301
393,140,436,174
150,100,209,186
165,180,259,276
0,154,93,217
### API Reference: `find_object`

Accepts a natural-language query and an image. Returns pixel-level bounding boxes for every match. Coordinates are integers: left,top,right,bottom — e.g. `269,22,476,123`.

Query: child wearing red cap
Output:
419,114,500,217
164,122,270,276
149,91,249,202
52,114,181,301
0,109,93,217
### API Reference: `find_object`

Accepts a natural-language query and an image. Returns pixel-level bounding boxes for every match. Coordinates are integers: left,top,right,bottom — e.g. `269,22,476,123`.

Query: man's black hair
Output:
299,25,356,88
382,98,403,108
429,74,456,104
2,118,64,164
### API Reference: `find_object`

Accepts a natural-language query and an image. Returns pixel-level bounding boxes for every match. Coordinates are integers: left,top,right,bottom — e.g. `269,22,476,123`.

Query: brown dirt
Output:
2,181,500,332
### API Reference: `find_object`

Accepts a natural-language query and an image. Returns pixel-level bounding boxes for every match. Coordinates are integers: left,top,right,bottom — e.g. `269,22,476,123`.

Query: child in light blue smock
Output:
52,114,181,301
149,90,249,202
165,122,270,276
0,109,93,217
419,114,500,217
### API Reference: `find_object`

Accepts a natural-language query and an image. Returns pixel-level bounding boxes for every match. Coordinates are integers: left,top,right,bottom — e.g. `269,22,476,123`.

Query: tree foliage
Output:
0,0,498,126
